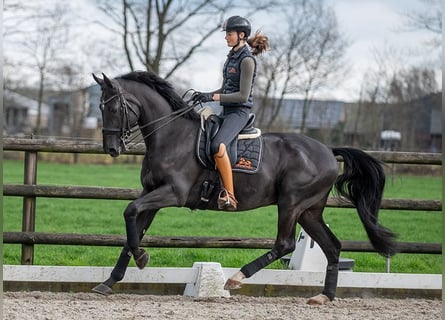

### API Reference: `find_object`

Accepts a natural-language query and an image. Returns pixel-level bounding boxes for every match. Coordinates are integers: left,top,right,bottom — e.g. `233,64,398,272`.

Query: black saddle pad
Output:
196,128,263,174
232,137,263,173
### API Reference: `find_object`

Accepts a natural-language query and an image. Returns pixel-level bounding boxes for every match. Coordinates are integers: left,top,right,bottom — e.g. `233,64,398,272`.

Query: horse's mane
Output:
118,71,199,121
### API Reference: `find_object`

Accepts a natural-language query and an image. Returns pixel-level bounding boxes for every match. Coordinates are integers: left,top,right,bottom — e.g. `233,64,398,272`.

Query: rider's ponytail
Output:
247,31,270,56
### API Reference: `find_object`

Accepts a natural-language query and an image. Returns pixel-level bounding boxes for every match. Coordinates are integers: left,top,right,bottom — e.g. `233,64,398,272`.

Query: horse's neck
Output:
126,83,198,148
137,99,197,147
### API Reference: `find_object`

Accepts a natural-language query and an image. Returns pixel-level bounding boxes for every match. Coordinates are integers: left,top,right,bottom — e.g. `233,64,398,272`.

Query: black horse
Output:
92,71,397,305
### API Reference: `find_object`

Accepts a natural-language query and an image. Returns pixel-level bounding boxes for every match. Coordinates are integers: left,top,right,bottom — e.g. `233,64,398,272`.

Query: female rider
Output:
194,16,270,211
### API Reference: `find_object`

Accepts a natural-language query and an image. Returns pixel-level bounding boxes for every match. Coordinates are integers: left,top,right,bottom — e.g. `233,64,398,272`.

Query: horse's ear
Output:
102,73,114,88
92,73,104,86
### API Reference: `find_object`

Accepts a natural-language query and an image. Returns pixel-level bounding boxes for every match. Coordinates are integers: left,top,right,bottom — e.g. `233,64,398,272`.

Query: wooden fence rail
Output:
3,184,442,211
3,138,442,266
3,232,442,254
3,137,443,164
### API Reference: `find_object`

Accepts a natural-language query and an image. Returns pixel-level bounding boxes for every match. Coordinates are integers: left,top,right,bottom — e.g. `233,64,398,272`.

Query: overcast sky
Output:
5,0,441,103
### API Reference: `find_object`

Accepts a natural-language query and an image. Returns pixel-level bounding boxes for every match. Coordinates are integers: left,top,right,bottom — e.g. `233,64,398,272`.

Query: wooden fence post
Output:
21,150,38,265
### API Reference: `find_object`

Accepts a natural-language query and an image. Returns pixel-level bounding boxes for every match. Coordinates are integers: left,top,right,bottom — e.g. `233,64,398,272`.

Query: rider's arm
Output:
213,57,255,103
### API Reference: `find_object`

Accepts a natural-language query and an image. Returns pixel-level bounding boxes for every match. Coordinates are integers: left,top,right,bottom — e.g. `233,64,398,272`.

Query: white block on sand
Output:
183,262,230,298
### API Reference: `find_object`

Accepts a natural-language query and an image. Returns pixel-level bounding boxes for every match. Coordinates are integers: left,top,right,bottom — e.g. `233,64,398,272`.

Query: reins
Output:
125,102,197,147
102,88,200,150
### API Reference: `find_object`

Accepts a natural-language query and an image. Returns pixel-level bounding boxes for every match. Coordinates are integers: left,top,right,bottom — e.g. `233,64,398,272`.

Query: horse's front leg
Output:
124,185,179,267
92,209,158,295
93,245,132,295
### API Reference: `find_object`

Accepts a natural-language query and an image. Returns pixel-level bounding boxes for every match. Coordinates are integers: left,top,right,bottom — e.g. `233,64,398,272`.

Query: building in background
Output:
4,89,50,136
4,85,101,140
343,92,441,152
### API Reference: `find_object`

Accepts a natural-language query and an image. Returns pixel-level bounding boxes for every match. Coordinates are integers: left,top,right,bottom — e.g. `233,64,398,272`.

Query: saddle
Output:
196,113,263,173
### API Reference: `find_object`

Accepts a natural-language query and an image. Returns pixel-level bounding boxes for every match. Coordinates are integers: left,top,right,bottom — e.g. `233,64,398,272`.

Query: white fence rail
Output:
3,264,442,298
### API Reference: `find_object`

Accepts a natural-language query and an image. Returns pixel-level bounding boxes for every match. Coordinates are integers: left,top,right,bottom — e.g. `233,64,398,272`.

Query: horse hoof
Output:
307,294,330,305
135,250,150,269
224,279,243,290
92,283,113,296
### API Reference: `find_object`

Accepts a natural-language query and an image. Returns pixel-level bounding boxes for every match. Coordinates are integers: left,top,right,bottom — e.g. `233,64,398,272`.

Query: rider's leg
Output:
210,107,249,211
213,143,238,211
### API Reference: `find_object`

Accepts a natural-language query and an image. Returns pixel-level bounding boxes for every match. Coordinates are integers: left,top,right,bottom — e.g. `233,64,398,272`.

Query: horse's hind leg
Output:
225,206,299,290
92,209,157,295
298,204,341,305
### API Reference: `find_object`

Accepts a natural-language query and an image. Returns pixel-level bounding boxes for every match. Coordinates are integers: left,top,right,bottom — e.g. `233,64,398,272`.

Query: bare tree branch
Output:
123,0,135,70
255,0,349,134
94,0,278,78
5,2,73,135
402,0,442,34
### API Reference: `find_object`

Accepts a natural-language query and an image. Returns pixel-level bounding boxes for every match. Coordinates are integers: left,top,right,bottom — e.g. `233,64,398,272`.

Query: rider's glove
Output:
193,92,214,103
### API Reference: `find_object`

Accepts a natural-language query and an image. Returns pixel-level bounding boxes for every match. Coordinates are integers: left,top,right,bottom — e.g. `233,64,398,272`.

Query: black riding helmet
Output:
222,16,251,39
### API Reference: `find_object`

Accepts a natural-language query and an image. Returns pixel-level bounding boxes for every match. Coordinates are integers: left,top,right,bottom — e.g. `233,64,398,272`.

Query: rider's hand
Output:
193,92,214,103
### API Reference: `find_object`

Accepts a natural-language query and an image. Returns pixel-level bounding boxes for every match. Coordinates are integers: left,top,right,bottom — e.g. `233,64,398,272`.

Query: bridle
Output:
100,88,198,151
100,89,140,151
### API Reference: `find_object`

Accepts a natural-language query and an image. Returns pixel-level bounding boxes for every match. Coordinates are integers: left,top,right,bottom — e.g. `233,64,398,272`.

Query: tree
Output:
386,67,438,151
402,0,442,35
4,1,73,135
352,46,409,149
94,0,276,79
354,44,438,151
399,0,442,65
294,3,348,135
254,0,349,135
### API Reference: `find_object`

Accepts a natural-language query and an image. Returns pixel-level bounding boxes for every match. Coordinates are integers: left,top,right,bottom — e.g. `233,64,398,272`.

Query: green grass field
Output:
2,159,442,274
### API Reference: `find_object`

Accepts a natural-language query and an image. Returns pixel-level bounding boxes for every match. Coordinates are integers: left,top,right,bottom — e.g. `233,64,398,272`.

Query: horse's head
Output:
93,73,140,157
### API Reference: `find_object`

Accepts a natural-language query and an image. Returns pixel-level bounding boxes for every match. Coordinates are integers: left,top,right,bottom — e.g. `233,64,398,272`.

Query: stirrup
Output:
217,189,238,211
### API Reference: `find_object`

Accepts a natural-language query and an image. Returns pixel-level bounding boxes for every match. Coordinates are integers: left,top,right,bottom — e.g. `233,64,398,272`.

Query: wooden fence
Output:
3,137,442,266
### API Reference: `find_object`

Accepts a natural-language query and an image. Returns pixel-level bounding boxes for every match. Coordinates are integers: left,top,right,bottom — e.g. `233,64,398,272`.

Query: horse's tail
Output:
332,147,398,257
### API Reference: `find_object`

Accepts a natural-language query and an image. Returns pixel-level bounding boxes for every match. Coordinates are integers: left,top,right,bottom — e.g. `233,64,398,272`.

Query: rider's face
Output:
225,31,239,47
